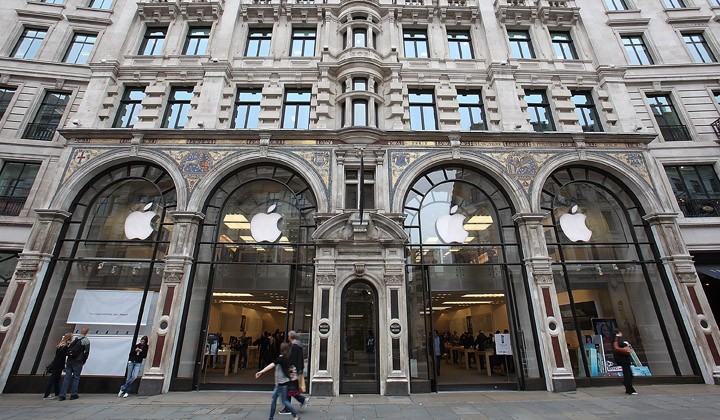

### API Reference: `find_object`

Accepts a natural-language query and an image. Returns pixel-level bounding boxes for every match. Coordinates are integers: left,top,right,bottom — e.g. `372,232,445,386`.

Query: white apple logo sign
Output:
250,204,283,242
124,202,157,240
558,204,592,242
436,205,469,244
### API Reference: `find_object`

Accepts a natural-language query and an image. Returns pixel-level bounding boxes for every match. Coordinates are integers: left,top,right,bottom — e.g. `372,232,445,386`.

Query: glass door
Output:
340,281,379,394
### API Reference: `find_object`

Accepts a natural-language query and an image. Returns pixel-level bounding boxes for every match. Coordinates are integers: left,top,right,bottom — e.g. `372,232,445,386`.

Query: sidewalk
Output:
0,384,719,419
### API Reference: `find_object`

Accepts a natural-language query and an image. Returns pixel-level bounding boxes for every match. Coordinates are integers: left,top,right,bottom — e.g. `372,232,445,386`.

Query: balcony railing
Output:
659,124,691,141
712,118,720,140
22,122,57,141
677,198,720,218
0,196,26,216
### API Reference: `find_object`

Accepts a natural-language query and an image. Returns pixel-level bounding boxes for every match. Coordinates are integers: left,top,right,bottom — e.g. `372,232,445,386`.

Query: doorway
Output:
340,281,379,394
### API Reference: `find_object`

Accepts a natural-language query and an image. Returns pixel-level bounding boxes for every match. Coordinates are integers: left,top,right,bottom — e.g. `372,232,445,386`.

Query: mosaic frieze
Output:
389,150,430,187
166,149,233,189
289,150,332,196
485,151,557,191
63,148,106,182
609,152,652,187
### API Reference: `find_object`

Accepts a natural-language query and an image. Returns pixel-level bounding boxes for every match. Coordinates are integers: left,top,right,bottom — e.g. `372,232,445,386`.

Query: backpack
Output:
66,338,83,360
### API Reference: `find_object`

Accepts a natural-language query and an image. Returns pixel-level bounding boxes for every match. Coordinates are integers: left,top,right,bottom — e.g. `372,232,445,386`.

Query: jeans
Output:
59,362,83,397
238,348,248,369
268,383,296,419
43,369,62,397
120,361,144,393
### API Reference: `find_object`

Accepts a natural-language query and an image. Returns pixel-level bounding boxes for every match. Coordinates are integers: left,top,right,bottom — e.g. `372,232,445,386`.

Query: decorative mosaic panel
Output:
166,149,233,189
485,151,557,191
63,148,106,182
289,150,332,199
609,152,652,187
389,150,430,188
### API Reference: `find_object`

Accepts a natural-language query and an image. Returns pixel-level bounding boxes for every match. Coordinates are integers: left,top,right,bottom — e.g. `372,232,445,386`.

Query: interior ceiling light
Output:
464,215,493,231
219,300,272,304
348,314,364,318
442,301,495,305
239,235,255,242
223,214,251,230
262,306,288,310
213,292,253,297
461,293,505,298
432,306,450,310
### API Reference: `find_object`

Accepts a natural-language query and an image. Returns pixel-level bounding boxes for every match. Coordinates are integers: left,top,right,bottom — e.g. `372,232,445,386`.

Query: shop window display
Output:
13,162,175,384
541,166,696,381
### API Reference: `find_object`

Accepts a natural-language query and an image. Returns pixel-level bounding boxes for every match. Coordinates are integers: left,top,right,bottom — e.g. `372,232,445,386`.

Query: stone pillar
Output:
0,209,70,390
139,211,204,395
513,213,576,392
644,212,720,385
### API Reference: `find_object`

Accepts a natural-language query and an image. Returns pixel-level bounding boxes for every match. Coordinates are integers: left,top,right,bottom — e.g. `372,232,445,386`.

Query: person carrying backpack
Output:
58,327,91,401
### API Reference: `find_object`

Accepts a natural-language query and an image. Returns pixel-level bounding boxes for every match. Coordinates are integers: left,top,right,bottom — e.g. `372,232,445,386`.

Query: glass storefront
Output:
13,162,175,386
541,166,697,382
403,166,542,391
172,164,316,390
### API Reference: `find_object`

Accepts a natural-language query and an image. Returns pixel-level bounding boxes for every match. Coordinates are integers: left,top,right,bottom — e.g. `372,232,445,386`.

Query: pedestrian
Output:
58,327,91,401
279,331,309,415
43,333,73,400
237,331,249,369
118,335,149,398
613,329,637,395
432,330,444,377
255,342,300,420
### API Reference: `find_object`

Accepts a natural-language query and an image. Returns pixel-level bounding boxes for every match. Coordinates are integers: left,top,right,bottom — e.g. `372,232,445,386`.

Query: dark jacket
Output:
50,346,68,372
68,336,91,365
613,336,632,366
289,342,304,375
128,342,148,363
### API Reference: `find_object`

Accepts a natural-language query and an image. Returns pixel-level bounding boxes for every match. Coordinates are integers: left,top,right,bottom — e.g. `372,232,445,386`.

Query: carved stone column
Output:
0,209,70,389
513,212,575,392
644,212,720,385
139,211,204,395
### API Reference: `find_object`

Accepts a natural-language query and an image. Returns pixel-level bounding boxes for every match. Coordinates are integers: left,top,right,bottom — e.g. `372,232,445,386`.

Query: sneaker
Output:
279,409,291,415
70,395,79,400
118,390,124,397
630,392,638,395
301,397,310,410
122,393,129,398
58,396,66,401
43,395,55,400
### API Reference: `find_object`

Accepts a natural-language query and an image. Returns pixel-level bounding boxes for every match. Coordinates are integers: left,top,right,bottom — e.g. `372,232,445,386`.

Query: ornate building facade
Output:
0,0,719,396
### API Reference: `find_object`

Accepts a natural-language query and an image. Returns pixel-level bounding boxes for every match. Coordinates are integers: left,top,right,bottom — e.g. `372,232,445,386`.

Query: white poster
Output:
495,333,512,355
82,335,135,376
67,290,154,325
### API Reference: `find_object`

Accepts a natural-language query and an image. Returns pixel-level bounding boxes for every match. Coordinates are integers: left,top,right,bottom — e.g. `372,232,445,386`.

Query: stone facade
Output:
0,0,719,395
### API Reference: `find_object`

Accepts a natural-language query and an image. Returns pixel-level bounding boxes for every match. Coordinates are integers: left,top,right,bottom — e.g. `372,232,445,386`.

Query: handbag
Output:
298,374,306,393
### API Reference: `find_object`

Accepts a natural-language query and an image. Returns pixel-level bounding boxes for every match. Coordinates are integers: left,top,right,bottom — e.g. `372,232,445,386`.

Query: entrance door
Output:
340,281,379,394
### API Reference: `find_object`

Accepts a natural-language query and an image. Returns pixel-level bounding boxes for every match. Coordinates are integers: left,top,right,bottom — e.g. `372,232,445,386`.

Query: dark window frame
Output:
113,87,146,128
457,90,487,131
447,31,474,59
290,28,316,57
0,161,41,216
88,0,113,9
12,27,47,60
0,87,17,120
550,31,579,60
232,88,262,129
683,33,717,63
162,87,194,129
605,0,629,11
664,0,686,8
508,30,536,59
63,32,97,64
246,28,273,57
408,89,437,131
22,90,70,140
622,35,654,65
665,164,720,218
525,89,556,132
647,93,691,141
183,26,211,56
345,167,375,210
571,90,603,132
403,29,430,58
139,27,167,56
282,88,311,129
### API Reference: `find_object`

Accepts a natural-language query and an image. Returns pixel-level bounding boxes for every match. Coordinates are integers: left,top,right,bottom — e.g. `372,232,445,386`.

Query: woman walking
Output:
43,333,73,400
613,330,637,395
118,336,149,398
255,342,299,420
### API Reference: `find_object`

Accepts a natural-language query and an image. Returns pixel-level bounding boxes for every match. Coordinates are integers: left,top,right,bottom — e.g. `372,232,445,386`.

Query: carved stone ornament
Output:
354,263,366,277
14,270,36,281
677,272,697,284
163,271,182,284
317,274,336,285
534,273,554,284
384,275,403,285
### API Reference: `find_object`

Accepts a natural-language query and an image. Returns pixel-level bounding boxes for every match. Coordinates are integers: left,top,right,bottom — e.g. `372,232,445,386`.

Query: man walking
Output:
280,330,309,415
58,327,91,401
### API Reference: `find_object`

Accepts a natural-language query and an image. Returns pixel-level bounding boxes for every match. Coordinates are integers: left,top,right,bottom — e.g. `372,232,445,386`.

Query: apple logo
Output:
436,205,469,244
124,202,157,240
558,204,592,242
250,204,283,242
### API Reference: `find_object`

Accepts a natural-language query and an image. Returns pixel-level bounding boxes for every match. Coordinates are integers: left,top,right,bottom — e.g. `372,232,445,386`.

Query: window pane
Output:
13,28,46,59
113,87,146,128
65,33,96,64
0,87,17,120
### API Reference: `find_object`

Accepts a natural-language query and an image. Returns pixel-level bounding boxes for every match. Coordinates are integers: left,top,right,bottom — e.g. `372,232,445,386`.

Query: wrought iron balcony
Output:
677,198,720,218
659,124,691,141
0,196,26,216
712,117,720,140
22,122,57,141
